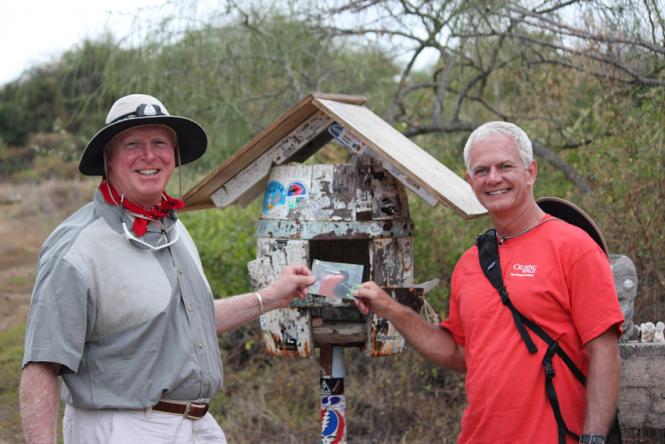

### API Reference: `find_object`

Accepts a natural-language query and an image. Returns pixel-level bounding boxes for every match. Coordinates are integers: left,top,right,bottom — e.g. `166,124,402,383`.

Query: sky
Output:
0,1,435,87
0,0,190,86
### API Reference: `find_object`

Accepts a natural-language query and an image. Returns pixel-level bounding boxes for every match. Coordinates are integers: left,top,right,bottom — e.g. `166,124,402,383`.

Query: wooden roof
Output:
183,92,486,219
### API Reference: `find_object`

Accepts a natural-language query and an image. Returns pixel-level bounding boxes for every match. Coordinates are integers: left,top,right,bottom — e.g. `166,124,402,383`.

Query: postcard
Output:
309,260,364,300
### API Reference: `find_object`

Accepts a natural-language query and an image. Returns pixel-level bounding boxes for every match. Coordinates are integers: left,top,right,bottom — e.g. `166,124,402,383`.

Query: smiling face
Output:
466,133,537,218
106,125,177,208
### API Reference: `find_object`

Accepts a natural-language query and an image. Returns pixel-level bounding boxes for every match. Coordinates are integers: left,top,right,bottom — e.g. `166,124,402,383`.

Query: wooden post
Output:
320,344,347,443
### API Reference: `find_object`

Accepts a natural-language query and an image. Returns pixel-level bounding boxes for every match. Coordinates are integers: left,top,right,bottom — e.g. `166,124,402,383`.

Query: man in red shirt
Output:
354,121,623,444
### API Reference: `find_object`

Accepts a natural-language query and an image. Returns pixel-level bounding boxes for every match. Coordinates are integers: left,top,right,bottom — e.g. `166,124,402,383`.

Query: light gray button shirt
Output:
23,190,223,409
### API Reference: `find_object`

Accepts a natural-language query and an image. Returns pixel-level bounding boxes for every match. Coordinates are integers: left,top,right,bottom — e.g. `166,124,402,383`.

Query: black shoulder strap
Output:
476,229,586,383
476,229,538,353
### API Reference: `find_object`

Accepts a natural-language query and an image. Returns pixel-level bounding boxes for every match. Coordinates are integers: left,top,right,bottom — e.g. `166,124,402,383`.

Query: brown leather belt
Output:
152,400,209,419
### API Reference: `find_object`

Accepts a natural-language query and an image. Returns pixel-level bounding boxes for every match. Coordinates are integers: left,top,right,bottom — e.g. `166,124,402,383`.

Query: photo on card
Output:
310,260,364,300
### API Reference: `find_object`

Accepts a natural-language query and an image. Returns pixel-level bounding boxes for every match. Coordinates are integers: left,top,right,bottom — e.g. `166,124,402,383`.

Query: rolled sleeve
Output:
568,249,624,345
23,257,90,373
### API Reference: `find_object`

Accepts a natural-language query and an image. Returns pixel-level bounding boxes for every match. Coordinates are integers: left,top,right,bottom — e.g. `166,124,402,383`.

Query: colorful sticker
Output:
262,180,286,214
285,180,307,211
321,395,345,408
373,317,402,343
287,197,303,210
321,394,346,444
320,378,344,396
328,123,367,151
287,180,307,196
321,409,345,444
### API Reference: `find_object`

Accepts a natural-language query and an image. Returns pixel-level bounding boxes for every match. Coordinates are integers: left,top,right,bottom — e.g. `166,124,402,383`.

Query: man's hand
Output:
353,281,399,318
262,265,316,310
354,281,466,373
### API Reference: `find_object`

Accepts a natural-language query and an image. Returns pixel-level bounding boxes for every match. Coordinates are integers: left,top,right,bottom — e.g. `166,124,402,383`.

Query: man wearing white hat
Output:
19,94,315,444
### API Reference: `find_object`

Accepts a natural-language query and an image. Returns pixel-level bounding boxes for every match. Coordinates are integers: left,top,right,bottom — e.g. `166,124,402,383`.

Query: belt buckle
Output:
183,401,208,420
183,401,192,419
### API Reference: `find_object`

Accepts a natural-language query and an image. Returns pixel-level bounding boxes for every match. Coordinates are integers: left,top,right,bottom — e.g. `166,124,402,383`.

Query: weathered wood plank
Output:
183,93,366,211
284,240,309,266
259,308,313,357
312,92,366,105
307,164,336,220
248,241,313,358
353,157,374,220
183,97,320,210
372,237,414,286
369,162,410,220
367,314,406,356
255,219,414,240
366,287,424,356
329,123,440,207
314,98,487,219
211,112,331,209
312,323,366,345
414,278,440,294
247,256,275,290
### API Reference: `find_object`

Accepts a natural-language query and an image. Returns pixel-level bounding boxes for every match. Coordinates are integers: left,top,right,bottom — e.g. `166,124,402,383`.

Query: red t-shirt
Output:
441,218,623,444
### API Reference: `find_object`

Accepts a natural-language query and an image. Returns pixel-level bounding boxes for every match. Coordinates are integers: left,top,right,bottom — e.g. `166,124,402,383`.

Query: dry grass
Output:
0,179,97,444
2,179,97,227
214,328,466,443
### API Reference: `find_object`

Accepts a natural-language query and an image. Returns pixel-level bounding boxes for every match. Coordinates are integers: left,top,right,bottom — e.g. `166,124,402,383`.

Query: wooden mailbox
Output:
183,92,485,358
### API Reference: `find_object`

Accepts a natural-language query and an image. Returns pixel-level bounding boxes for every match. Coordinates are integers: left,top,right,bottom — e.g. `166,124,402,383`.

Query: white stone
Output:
654,322,665,343
640,322,655,342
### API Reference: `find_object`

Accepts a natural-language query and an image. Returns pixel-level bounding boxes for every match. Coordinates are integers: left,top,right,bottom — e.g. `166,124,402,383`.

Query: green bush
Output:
180,202,260,298
580,89,665,322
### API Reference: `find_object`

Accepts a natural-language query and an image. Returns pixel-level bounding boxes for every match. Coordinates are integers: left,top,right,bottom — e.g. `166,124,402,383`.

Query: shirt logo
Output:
510,263,538,277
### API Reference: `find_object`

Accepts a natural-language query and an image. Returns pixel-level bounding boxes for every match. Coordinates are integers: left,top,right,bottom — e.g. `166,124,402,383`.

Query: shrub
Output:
180,202,259,298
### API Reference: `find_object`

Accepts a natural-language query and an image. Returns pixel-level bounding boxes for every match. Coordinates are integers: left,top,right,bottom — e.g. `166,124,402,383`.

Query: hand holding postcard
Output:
310,260,364,301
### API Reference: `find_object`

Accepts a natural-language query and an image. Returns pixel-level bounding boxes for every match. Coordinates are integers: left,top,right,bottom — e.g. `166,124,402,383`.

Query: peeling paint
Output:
372,238,413,286
366,288,423,356
256,219,413,240
212,111,332,209
260,308,313,358
368,314,406,356
253,157,419,358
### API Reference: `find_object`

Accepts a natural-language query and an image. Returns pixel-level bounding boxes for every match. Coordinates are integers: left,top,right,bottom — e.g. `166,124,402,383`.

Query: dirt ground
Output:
0,219,41,333
0,180,97,333
0,205,44,332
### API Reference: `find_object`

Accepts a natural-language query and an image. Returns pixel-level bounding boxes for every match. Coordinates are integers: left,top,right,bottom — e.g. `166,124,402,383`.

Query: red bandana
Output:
99,179,185,237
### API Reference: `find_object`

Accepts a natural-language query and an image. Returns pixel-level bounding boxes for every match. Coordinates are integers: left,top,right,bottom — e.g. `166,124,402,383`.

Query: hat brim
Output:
79,115,208,176
537,196,608,255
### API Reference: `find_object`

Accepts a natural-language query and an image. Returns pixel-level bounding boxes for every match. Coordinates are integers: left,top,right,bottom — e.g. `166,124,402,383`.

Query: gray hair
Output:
463,121,533,172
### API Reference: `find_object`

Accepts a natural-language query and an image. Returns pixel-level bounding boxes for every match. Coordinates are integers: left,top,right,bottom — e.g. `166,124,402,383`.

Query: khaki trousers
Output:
63,403,227,444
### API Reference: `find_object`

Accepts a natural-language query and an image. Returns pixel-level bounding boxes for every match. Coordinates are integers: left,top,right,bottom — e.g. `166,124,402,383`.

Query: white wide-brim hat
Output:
79,94,207,176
